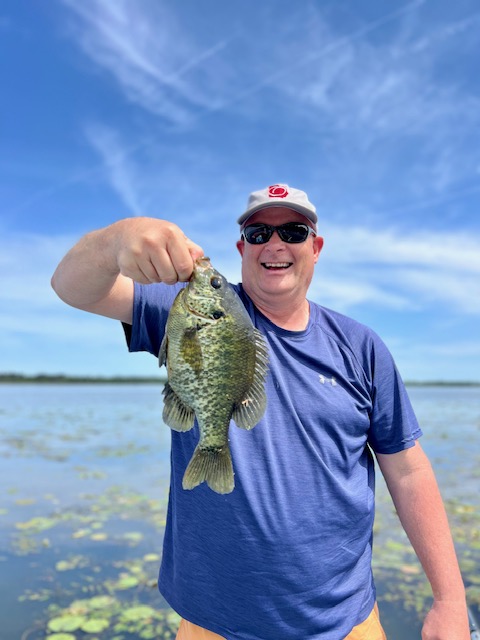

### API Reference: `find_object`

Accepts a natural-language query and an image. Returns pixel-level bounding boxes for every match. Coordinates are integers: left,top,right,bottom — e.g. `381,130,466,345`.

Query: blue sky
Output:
2,0,480,381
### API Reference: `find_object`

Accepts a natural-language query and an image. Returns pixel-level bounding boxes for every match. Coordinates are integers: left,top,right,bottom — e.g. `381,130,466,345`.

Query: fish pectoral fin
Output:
233,329,268,430
183,445,234,494
162,383,195,432
158,334,168,367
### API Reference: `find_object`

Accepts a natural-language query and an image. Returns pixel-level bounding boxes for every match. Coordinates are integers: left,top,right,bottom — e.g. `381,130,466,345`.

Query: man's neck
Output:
250,294,311,331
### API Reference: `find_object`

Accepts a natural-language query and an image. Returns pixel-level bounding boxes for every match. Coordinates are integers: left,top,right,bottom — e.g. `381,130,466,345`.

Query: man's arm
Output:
51,217,204,323
376,441,469,640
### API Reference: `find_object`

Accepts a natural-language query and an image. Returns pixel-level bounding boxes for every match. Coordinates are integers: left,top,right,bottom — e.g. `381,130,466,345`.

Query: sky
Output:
2,0,480,381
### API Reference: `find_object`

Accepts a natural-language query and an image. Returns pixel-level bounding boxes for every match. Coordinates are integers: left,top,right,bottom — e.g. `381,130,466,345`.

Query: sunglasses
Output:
241,222,316,245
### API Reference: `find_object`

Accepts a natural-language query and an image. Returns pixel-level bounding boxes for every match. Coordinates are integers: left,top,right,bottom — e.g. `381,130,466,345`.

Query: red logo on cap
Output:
268,184,288,198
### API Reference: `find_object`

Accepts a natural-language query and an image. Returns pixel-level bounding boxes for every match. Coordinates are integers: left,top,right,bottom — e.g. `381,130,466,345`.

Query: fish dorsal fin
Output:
162,382,195,432
232,329,269,430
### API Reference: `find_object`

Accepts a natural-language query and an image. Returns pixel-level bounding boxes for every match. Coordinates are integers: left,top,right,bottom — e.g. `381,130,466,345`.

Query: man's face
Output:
236,207,324,305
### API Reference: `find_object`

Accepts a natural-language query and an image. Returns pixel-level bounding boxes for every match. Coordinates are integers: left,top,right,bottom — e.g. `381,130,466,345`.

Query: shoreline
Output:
0,374,478,387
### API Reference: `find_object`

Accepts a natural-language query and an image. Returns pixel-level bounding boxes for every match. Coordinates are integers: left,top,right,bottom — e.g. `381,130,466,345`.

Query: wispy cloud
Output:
2,222,478,376
60,0,234,124
275,7,480,180
85,123,145,214
59,0,480,206
316,224,480,314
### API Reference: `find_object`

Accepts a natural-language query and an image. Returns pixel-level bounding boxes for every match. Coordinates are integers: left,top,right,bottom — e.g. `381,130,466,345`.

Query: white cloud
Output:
315,223,480,314
2,222,479,376
59,0,480,205
283,12,480,177
85,123,145,214
322,225,480,272
60,0,233,124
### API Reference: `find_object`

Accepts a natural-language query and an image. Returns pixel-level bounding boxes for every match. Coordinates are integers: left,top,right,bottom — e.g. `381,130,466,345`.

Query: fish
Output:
159,256,269,494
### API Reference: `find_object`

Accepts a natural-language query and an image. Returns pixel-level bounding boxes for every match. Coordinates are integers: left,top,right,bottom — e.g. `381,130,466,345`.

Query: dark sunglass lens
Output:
277,223,310,243
244,225,272,244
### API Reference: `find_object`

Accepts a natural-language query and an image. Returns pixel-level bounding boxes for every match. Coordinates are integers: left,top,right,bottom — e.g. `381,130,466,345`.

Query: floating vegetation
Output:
40,594,181,639
2,383,479,639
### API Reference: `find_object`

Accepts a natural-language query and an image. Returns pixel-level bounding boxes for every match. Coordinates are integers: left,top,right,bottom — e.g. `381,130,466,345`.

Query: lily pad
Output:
81,618,110,633
90,532,108,541
123,531,144,544
16,516,56,533
48,614,87,632
109,574,140,590
121,605,158,621
86,595,118,610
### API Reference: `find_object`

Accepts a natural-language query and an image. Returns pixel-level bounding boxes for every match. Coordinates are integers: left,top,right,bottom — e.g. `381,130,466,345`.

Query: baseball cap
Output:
237,184,318,230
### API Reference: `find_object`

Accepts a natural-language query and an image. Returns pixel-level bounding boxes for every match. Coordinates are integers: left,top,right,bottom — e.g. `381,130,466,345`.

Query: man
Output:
52,184,469,640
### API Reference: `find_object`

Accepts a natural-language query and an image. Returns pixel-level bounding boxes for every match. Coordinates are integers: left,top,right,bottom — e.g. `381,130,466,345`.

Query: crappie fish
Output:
159,257,268,494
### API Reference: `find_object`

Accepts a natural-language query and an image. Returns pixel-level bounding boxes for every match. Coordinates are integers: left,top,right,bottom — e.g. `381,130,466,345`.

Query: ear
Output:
313,236,324,264
236,239,245,257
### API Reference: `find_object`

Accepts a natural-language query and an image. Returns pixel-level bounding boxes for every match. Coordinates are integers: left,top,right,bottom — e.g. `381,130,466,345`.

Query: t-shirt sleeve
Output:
366,333,422,454
122,281,184,357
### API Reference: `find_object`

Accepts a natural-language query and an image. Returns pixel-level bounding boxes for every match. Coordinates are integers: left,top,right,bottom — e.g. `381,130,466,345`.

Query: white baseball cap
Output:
237,184,318,230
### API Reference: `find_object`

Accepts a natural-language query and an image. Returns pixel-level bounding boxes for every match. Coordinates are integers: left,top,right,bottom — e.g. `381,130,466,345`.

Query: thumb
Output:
186,238,205,262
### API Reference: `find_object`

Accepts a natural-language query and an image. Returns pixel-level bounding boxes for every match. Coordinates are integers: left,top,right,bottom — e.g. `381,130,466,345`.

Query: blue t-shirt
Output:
126,282,422,640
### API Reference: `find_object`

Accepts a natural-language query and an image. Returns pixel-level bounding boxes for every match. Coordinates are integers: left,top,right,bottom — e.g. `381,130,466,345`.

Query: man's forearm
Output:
378,444,470,638
52,217,204,323
51,222,136,323
52,226,121,309
390,463,464,598
378,445,465,601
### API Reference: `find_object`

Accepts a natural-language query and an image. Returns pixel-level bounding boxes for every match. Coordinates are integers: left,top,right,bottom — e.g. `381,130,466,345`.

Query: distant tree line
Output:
0,373,478,386
0,373,167,384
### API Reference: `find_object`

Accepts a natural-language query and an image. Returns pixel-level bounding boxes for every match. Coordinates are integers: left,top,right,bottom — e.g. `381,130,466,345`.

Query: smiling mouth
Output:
262,262,292,270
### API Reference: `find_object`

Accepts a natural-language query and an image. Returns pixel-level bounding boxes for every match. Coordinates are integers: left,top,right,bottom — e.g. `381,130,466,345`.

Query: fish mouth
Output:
261,262,293,270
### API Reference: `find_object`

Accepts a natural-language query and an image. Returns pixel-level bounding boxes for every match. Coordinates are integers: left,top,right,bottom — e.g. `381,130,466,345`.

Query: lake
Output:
0,383,479,639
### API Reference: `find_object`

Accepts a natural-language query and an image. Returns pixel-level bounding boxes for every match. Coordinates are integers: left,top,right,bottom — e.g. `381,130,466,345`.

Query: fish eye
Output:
210,276,222,289
212,310,224,320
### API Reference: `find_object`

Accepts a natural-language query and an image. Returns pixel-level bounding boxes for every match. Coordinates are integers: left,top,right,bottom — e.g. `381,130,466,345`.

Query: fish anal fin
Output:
182,445,234,494
162,383,195,432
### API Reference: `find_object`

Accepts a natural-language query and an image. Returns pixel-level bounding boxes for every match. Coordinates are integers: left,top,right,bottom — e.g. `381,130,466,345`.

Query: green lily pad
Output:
71,528,89,538
81,618,110,633
16,516,56,533
123,531,144,543
110,574,140,590
48,614,87,632
90,532,108,541
121,605,157,621
86,595,118,610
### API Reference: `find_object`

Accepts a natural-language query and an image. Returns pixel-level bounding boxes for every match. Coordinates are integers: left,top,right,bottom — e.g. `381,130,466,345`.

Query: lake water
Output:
0,384,479,639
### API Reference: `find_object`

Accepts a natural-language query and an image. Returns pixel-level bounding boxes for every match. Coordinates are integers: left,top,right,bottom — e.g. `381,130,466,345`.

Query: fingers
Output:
115,218,205,285
149,231,204,284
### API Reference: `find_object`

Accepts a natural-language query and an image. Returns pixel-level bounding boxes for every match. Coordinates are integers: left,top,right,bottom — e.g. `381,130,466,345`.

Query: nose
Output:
266,229,286,246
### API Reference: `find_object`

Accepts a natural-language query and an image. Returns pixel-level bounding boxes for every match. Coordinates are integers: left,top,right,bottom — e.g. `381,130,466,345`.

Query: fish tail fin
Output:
182,445,234,494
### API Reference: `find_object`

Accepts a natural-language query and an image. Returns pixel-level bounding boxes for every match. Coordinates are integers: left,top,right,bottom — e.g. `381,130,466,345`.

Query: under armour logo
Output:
319,375,337,386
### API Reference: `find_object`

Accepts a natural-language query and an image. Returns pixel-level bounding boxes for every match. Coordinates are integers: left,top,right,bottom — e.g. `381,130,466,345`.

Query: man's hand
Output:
421,599,470,640
52,217,204,323
113,217,204,284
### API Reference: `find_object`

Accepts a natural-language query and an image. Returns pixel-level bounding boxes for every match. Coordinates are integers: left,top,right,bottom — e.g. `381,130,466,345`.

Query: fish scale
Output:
159,257,269,494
